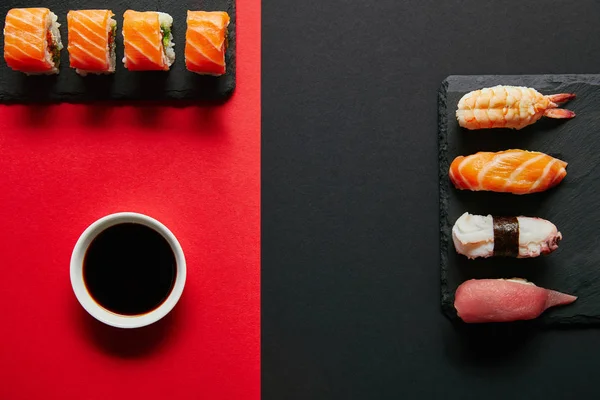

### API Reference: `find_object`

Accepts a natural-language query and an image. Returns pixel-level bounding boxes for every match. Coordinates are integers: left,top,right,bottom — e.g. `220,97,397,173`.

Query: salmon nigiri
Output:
4,8,63,74
185,11,230,76
456,85,576,130
449,149,567,195
67,10,117,75
454,278,577,323
122,10,175,71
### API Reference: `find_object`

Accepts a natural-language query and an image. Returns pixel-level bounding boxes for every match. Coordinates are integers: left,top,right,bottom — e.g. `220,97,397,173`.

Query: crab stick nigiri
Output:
454,278,577,323
456,85,576,130
185,11,230,76
67,10,117,76
3,8,63,74
452,212,562,259
449,149,567,195
122,10,175,71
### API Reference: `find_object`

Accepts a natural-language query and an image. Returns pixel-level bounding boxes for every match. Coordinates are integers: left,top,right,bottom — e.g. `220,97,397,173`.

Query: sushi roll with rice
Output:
67,10,117,76
3,8,63,74
185,11,230,76
122,10,175,71
122,10,174,71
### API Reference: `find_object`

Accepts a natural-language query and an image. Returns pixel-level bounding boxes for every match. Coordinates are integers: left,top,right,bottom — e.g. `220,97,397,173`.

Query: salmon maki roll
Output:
122,10,175,71
449,150,567,195
67,10,117,76
3,8,63,74
185,11,230,76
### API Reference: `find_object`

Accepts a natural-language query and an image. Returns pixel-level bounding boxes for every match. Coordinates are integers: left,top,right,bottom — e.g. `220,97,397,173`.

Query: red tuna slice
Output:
454,278,577,323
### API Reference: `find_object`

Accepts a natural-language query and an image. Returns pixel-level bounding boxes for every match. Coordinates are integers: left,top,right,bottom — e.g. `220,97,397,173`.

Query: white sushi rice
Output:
39,11,63,75
158,12,175,67
76,16,117,76
505,278,535,286
108,18,117,72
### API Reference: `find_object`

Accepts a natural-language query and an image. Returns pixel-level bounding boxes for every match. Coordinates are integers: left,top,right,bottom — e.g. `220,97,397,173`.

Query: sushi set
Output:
439,75,600,326
0,0,236,102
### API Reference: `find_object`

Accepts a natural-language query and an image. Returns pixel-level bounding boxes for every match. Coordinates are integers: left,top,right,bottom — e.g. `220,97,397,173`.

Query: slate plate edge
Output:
438,77,454,320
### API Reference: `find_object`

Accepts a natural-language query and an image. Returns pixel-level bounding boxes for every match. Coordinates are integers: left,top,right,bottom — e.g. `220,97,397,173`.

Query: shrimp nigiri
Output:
454,278,577,323
456,85,575,130
449,149,567,195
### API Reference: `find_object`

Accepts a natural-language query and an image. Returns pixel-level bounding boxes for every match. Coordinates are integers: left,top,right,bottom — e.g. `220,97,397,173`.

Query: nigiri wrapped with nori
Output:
452,212,562,259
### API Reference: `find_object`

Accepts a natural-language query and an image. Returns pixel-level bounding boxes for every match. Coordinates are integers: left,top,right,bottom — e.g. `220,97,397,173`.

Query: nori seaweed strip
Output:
493,217,519,257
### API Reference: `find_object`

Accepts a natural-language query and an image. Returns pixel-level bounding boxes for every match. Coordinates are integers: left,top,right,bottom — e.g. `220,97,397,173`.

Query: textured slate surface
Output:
439,74,600,326
0,0,235,102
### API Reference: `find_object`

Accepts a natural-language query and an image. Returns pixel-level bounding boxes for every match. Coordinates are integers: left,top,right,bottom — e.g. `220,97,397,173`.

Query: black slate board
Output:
0,0,235,102
439,74,600,326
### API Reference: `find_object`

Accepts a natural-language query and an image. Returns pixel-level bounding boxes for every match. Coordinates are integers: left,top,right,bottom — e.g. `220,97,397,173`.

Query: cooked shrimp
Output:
456,85,575,130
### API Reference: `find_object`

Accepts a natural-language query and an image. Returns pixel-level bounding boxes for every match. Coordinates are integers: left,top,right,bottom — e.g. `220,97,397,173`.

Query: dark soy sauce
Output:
83,223,176,316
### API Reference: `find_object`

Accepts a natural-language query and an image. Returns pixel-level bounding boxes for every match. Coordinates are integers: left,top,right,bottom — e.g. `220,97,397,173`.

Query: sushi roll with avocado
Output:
122,10,175,71
4,7,63,74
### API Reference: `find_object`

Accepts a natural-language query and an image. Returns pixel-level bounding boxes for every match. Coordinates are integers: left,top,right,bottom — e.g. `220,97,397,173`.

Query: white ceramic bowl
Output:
70,212,186,329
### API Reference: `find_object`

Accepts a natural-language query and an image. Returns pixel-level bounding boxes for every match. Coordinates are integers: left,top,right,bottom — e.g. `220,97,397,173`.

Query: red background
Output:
0,1,260,398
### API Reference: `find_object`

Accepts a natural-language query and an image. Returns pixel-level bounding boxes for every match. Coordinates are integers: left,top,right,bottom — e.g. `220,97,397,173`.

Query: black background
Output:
263,0,600,399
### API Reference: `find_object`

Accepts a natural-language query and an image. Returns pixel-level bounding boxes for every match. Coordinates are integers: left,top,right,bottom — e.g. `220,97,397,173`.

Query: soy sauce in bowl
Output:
82,223,177,316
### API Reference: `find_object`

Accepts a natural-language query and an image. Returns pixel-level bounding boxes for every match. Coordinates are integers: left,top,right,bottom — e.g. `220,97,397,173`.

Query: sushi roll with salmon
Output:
3,8,63,74
122,10,175,71
185,11,230,76
67,10,117,76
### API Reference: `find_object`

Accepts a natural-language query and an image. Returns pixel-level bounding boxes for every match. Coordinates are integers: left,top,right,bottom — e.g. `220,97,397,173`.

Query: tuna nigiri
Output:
122,10,175,71
454,278,577,323
456,85,576,130
67,10,117,75
452,212,562,259
185,11,230,76
4,8,63,74
449,149,567,195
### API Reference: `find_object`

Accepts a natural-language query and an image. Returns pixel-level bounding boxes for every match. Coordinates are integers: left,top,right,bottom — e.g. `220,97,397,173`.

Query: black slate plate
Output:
0,0,235,102
439,74,600,326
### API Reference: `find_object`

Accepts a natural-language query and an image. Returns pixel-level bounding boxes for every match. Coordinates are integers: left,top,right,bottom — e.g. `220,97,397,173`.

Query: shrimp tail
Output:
544,108,576,119
547,93,576,104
